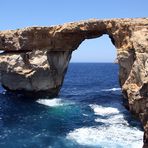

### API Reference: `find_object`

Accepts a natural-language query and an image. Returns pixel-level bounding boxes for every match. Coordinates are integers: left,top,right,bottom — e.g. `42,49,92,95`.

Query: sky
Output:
0,0,147,62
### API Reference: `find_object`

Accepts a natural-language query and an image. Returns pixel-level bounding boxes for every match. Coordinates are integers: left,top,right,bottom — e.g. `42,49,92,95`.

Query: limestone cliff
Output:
0,18,148,147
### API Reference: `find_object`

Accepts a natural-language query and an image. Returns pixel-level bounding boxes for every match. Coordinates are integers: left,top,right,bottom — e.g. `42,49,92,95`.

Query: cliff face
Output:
0,18,148,147
0,50,71,97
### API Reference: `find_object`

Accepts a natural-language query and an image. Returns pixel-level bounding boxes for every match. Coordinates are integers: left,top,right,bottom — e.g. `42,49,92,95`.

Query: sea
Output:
0,63,144,148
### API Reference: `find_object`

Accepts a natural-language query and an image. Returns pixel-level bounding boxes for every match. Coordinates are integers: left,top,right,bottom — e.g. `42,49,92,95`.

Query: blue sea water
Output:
0,63,143,148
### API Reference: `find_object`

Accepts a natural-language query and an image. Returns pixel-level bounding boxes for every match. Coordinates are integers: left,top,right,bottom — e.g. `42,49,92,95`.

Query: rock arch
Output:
0,18,147,147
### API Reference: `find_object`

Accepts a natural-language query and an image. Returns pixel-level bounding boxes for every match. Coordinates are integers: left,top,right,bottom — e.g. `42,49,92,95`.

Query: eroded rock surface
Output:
0,50,71,98
0,18,148,147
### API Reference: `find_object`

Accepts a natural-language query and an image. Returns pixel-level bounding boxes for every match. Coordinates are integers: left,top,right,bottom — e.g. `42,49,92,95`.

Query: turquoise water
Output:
0,63,143,148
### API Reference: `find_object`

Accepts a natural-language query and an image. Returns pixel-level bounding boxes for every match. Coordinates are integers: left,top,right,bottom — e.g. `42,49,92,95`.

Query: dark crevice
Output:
0,50,32,55
109,35,115,46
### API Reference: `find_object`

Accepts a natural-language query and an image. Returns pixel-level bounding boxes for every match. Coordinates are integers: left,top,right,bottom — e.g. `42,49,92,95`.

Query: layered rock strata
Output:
0,18,147,147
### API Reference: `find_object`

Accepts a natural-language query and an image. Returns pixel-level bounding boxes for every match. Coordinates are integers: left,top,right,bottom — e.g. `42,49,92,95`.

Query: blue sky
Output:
0,0,147,62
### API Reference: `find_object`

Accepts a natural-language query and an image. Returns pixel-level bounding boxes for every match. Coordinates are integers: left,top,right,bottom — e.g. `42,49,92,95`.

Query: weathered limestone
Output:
0,50,71,97
0,18,148,147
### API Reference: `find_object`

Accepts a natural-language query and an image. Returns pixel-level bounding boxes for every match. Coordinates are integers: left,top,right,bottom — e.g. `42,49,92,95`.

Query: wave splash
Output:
36,98,64,107
67,104,143,148
89,104,120,116
67,126,143,148
101,87,121,92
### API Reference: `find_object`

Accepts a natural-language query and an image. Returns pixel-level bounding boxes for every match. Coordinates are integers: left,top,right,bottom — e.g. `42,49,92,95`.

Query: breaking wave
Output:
89,104,120,116
67,104,143,148
36,98,64,107
101,87,121,92
67,126,143,148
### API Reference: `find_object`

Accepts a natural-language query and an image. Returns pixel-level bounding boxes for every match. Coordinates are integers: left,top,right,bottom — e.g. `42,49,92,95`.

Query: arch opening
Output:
71,35,117,63
65,34,119,95
60,34,143,147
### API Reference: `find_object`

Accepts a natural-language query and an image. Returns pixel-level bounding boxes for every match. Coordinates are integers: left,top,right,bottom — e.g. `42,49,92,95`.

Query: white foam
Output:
95,114,128,125
67,126,143,147
89,104,120,116
82,113,89,117
67,127,101,146
91,104,133,127
67,104,143,147
102,88,121,92
36,98,64,107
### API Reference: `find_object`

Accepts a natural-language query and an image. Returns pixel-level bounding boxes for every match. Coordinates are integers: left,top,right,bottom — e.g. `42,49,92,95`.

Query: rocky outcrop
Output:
0,18,148,147
0,50,71,97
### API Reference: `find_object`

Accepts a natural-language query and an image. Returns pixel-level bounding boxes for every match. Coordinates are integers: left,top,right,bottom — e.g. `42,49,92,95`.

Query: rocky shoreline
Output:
0,18,147,147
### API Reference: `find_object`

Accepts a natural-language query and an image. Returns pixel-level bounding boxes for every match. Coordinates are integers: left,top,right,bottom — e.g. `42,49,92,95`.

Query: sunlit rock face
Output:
0,50,72,98
0,18,148,147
